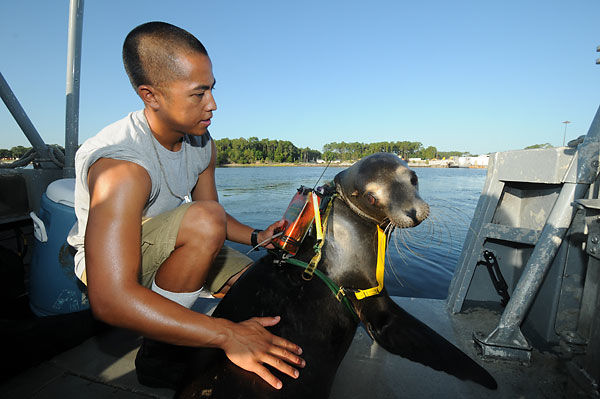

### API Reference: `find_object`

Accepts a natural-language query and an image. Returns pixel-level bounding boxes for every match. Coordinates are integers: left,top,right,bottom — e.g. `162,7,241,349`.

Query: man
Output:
67,21,304,390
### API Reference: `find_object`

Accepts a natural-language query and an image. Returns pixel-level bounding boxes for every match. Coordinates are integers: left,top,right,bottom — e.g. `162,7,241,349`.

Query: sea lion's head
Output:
334,153,429,229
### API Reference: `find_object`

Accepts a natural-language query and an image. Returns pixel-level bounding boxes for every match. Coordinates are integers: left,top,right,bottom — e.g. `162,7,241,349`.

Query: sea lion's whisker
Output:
426,206,471,258
398,226,430,252
385,250,405,288
432,204,479,237
396,228,427,260
424,214,444,248
391,231,411,265
384,222,395,239
386,232,410,289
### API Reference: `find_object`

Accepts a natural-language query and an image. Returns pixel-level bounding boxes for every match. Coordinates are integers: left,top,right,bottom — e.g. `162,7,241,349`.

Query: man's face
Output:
155,52,217,137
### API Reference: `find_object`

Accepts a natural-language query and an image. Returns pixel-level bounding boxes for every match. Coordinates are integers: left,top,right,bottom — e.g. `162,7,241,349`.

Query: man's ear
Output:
137,85,160,111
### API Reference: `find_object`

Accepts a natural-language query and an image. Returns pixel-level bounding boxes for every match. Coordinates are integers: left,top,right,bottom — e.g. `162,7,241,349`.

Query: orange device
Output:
272,186,322,256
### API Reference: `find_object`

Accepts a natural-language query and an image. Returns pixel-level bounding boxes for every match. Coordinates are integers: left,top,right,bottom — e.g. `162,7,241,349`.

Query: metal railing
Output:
0,0,84,177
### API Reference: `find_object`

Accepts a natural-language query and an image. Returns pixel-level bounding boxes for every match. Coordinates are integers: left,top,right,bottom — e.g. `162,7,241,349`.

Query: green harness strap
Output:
284,257,359,322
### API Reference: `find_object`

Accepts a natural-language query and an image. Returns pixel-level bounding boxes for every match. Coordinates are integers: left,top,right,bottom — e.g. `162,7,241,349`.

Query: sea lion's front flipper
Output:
358,295,498,390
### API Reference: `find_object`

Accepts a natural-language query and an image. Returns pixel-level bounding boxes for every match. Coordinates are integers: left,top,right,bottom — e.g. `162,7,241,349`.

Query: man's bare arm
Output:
85,158,302,389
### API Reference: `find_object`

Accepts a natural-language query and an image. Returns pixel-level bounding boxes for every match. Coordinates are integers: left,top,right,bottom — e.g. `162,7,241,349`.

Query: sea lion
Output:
176,153,497,398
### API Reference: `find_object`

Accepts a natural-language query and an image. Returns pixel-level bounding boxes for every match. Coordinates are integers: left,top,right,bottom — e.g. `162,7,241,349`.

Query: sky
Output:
0,0,599,155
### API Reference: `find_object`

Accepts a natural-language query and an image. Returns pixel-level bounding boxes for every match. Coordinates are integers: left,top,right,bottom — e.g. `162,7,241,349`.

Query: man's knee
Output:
177,201,226,250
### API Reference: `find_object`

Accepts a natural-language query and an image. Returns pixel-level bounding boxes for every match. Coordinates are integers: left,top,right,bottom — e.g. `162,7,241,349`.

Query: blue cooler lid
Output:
46,178,76,208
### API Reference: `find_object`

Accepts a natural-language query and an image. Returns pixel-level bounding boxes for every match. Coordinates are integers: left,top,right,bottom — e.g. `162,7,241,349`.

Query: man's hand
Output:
221,316,305,389
258,220,285,249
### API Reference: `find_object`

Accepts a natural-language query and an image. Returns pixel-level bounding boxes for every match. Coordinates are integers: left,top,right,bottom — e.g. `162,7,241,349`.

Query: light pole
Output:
562,120,571,146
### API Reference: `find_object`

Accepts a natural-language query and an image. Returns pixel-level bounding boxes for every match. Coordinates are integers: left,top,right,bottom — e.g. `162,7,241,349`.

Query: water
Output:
215,166,487,299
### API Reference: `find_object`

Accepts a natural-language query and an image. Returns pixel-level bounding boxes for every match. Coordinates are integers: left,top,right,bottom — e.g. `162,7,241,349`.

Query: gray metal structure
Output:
64,0,85,179
447,102,600,393
0,0,84,221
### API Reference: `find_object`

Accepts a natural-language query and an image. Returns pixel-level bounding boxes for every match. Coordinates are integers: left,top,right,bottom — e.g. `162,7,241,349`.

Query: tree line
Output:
214,137,467,165
215,137,321,165
322,141,465,162
0,146,32,159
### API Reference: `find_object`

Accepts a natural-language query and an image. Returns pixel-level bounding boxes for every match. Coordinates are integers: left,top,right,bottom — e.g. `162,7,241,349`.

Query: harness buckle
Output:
302,270,314,281
335,287,346,302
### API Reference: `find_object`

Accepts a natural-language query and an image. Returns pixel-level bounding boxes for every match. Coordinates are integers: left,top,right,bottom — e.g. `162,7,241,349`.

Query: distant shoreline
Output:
0,160,484,169
218,162,353,168
217,162,480,169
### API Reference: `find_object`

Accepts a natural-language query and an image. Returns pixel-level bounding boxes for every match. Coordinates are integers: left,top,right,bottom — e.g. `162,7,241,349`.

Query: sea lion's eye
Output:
366,193,377,205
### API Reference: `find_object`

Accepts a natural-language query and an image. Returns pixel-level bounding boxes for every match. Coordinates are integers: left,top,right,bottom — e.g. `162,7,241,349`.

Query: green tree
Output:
525,143,553,149
322,151,336,161
420,146,438,160
216,150,229,165
0,148,12,159
438,151,463,159
213,137,321,165
10,146,29,158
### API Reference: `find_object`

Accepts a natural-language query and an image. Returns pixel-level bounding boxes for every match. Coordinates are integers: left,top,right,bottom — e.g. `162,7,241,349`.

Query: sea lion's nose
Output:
406,204,429,226
406,208,419,225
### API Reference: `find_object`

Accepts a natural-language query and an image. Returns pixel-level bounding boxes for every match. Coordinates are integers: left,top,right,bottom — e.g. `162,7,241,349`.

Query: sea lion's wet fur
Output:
176,153,497,398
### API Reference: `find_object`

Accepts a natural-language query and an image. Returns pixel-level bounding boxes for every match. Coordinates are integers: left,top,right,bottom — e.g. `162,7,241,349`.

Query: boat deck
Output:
0,297,586,399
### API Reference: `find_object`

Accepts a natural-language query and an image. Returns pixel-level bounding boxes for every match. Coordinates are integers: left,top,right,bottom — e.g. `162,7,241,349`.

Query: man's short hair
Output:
122,21,208,90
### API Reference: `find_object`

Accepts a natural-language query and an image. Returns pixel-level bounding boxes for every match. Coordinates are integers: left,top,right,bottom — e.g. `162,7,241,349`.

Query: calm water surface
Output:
215,166,487,299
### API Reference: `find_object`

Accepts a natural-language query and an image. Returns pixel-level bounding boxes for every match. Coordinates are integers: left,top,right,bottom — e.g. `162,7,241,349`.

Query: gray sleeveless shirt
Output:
67,110,213,281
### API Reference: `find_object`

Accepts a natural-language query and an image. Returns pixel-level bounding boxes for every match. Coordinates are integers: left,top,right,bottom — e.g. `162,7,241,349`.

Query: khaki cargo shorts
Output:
140,202,253,293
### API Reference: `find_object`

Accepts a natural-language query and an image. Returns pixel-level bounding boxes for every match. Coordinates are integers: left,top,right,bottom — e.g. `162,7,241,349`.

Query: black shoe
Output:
135,338,191,390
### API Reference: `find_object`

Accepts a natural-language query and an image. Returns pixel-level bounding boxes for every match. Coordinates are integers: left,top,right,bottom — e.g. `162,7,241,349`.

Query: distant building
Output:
428,159,457,168
457,155,489,168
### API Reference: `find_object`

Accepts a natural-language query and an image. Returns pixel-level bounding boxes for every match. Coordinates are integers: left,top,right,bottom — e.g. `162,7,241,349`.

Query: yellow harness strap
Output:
312,192,323,241
302,193,335,281
354,225,387,300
